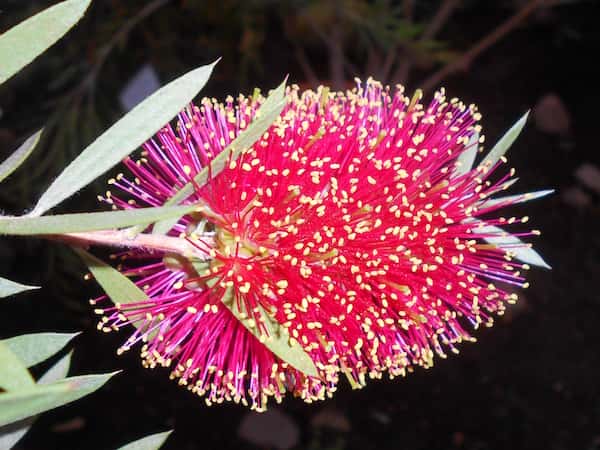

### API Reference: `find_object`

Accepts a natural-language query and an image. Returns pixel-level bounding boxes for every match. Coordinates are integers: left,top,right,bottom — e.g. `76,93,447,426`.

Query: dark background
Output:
1,1,599,449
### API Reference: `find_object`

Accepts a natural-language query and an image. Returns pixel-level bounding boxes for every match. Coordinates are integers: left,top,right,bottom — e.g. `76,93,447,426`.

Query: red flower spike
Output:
93,79,547,411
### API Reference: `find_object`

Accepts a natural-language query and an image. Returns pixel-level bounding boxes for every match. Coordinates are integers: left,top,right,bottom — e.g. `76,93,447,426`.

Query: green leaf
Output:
480,189,554,209
0,353,73,449
74,248,149,306
116,430,173,450
456,130,479,175
476,224,551,269
0,0,92,85
0,371,118,427
30,61,219,216
150,79,288,235
0,277,39,299
0,130,43,183
2,332,79,368
38,352,73,384
0,205,196,235
221,288,318,378
0,414,32,449
0,342,35,391
0,415,31,450
479,112,529,170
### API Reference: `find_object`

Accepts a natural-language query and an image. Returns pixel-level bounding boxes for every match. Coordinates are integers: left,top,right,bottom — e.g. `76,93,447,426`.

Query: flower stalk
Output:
47,230,213,260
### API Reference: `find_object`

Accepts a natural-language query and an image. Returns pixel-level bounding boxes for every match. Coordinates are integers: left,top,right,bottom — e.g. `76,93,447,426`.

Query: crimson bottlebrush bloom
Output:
92,79,548,411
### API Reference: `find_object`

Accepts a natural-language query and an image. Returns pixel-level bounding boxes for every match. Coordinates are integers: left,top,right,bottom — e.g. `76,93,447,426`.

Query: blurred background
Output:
1,0,599,449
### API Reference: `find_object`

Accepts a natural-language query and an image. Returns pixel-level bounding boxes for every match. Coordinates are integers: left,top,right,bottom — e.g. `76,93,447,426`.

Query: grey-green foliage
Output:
2,332,79,367
479,112,529,170
0,332,113,448
0,277,39,299
150,79,288,235
116,431,174,450
456,112,551,269
0,372,118,428
0,352,73,449
0,0,92,85
30,61,218,216
0,1,198,448
0,130,43,183
0,204,197,235
74,247,150,310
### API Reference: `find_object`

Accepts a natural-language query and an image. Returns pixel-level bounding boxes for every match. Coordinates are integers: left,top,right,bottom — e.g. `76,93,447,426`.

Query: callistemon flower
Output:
92,79,548,411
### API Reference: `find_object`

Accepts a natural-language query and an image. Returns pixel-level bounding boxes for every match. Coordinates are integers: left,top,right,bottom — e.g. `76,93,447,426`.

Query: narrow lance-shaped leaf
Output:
0,277,39,299
116,430,173,450
0,371,118,427
30,61,218,216
221,288,319,378
150,79,288,235
479,112,529,170
0,130,43,183
2,332,79,368
38,352,73,384
0,353,73,449
0,205,196,236
455,130,479,175
0,0,92,85
0,342,35,391
476,224,551,269
74,248,149,306
479,189,554,209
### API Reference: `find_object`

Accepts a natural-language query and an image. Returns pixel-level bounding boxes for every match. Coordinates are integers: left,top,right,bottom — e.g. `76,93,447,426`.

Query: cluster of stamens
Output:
89,79,542,411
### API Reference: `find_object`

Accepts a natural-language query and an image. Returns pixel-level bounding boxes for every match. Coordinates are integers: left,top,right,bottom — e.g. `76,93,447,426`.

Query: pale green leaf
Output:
0,414,32,449
0,371,118,427
0,130,43,183
0,205,195,235
221,288,318,378
0,277,39,299
38,352,73,384
0,415,31,450
74,248,149,306
455,130,479,175
475,224,551,269
117,430,173,450
0,342,34,391
150,79,288,235
480,189,554,209
30,61,218,216
479,112,529,170
0,353,73,449
0,0,92,85
2,332,79,368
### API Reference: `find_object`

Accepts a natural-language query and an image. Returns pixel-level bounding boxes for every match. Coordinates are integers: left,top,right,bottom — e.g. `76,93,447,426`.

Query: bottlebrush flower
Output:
91,79,549,411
